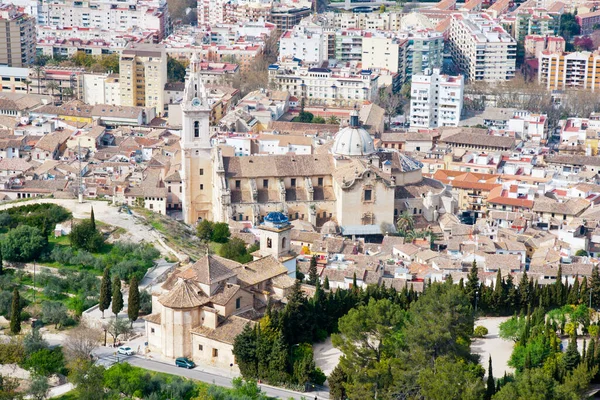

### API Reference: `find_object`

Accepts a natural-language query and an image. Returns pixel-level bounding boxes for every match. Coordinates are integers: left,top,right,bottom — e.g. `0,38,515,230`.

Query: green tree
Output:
105,317,131,346
295,111,314,123
90,207,96,230
233,324,258,379
196,219,214,242
67,359,106,400
326,115,340,125
70,220,104,252
24,328,49,356
27,374,49,400
492,368,556,399
575,249,588,257
333,298,405,399
328,364,348,400
563,334,581,371
308,256,318,285
418,356,485,400
323,276,330,290
211,222,231,243
219,237,251,263
2,225,47,262
590,265,600,308
0,246,3,275
465,260,479,307
0,374,20,400
486,356,495,400
167,56,187,83
9,288,20,334
111,277,123,316
41,301,68,329
23,347,65,376
312,116,326,124
99,268,111,318
127,276,140,327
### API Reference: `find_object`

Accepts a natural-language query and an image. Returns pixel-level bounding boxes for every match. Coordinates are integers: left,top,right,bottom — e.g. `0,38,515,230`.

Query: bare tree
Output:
64,322,102,361
104,317,132,346
374,86,403,129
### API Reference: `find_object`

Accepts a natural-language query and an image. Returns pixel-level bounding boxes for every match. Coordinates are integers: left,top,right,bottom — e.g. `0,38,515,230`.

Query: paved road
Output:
94,351,328,400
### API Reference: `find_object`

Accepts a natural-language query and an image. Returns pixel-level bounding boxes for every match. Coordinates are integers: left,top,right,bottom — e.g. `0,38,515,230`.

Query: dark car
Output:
175,357,195,369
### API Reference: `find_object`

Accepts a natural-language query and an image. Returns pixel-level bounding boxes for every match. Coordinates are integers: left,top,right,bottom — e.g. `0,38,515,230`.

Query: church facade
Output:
180,57,455,231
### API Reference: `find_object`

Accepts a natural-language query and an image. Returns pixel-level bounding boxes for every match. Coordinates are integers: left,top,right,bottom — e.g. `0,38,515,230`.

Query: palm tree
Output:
395,211,414,234
62,87,74,101
326,115,340,125
23,79,31,93
45,81,60,104
32,65,44,94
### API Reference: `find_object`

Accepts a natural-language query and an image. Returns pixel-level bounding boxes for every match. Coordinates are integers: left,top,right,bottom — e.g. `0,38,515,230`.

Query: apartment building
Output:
38,0,170,42
524,35,565,59
448,13,517,82
0,4,36,67
410,68,464,128
83,73,121,106
361,32,408,75
576,10,600,35
268,59,379,106
0,66,29,94
513,5,560,44
119,44,167,114
398,29,444,78
279,24,329,64
538,51,600,91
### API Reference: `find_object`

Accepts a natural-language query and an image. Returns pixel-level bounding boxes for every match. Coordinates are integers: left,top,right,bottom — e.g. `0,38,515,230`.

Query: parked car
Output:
117,346,134,356
175,357,195,369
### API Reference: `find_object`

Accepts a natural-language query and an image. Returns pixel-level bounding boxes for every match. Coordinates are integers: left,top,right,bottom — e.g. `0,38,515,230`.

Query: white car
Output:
117,346,134,356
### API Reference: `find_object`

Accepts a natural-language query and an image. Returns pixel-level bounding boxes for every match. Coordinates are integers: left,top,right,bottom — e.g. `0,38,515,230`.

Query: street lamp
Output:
475,290,479,314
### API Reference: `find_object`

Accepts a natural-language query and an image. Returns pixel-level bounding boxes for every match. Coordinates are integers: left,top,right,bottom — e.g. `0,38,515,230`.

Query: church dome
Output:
263,212,290,229
332,109,375,157
320,220,339,235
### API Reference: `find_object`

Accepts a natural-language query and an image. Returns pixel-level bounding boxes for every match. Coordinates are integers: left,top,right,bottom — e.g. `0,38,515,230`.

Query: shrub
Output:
211,223,231,243
70,220,104,252
2,225,47,262
22,347,66,376
474,325,489,338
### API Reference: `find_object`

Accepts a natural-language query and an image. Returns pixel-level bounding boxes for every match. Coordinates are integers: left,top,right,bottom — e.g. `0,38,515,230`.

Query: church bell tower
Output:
180,52,213,224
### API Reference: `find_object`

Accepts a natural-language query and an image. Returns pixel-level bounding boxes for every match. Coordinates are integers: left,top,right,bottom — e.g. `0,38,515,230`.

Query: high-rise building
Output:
448,13,516,82
410,68,464,128
0,4,36,67
538,50,600,91
119,44,167,114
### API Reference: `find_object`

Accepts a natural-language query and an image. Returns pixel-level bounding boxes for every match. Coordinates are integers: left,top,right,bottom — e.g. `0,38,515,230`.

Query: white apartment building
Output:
448,13,517,82
362,33,407,75
398,28,444,78
279,25,329,64
268,59,379,106
316,11,402,31
410,68,464,128
83,73,121,106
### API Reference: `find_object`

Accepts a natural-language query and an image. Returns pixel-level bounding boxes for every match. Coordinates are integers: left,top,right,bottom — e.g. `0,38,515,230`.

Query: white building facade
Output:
410,68,464,128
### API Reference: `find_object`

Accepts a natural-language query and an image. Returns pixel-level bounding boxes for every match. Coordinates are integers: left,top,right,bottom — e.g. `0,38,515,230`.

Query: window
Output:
267,238,272,248
150,328,155,334
291,178,296,187
198,344,203,351
235,180,241,189
200,169,204,175
200,184,204,190
236,297,241,309
282,237,287,249
212,348,218,357
194,121,199,138
149,204,153,209
168,186,171,193
364,189,372,201
318,177,323,186
263,179,268,188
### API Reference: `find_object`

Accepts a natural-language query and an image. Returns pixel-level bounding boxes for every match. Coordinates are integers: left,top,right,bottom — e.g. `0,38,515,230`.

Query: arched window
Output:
282,237,287,249
194,121,199,138
267,238,272,248
413,207,417,214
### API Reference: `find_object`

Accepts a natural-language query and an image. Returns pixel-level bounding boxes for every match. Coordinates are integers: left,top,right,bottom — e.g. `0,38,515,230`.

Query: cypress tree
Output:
0,246,3,275
112,276,123,316
587,338,596,369
9,288,20,334
564,334,581,371
323,276,330,290
352,272,358,291
518,271,529,311
308,256,318,285
590,265,600,308
583,339,587,362
127,276,140,327
581,276,590,307
465,260,479,306
90,206,96,230
568,276,580,305
99,267,111,318
486,355,495,400
492,270,504,314
556,266,564,306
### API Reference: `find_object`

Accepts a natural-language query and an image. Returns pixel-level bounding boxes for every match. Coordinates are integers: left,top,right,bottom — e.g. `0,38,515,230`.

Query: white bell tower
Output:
181,52,214,224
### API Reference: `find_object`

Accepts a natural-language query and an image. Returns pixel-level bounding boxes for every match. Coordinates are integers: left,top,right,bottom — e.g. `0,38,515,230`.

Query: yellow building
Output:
539,50,600,91
119,44,167,115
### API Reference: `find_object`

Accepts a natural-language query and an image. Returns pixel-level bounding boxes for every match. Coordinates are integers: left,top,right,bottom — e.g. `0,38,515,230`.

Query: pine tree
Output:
568,276,580,305
99,268,111,318
587,338,596,369
268,332,289,384
308,256,318,285
90,206,96,230
323,276,330,290
465,260,479,306
328,364,348,400
506,274,518,312
564,334,581,371
111,276,123,316
9,288,20,334
486,355,495,400
127,276,140,327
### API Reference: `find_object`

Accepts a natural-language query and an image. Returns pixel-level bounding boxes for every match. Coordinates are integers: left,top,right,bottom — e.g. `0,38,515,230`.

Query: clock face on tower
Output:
191,97,201,107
